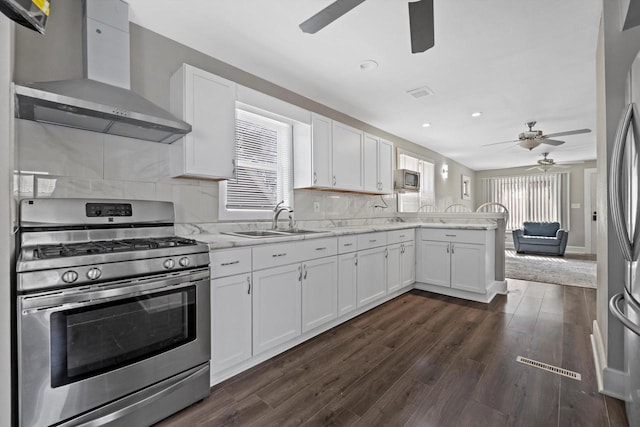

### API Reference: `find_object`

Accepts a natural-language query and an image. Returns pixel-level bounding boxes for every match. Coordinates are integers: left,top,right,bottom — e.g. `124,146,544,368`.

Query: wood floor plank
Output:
154,286,623,427
604,395,629,427
405,357,486,427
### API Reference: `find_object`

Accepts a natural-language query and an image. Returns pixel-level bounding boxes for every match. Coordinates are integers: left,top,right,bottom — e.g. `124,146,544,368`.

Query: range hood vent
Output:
13,0,191,143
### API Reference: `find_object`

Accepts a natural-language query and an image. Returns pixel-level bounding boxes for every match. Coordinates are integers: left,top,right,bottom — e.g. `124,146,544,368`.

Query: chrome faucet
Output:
272,201,293,230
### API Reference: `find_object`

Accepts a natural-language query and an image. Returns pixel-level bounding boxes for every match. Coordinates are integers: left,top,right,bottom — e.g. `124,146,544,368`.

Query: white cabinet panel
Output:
387,243,402,293
332,121,363,191
402,240,416,288
338,252,358,316
211,273,252,374
378,139,394,194
450,243,485,294
252,264,302,355
363,133,379,193
417,240,451,287
311,114,333,188
357,246,387,307
302,257,338,332
170,64,236,179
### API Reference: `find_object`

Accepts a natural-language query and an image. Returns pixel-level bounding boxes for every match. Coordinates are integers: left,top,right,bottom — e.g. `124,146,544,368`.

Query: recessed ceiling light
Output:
422,123,431,128
471,112,482,117
359,60,378,71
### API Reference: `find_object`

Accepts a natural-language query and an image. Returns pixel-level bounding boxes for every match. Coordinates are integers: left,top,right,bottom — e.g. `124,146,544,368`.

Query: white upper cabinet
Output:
363,134,394,194
332,121,364,191
294,113,332,189
170,64,236,179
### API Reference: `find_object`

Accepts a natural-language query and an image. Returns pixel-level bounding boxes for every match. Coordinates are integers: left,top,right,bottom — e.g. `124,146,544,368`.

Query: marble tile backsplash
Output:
15,119,450,226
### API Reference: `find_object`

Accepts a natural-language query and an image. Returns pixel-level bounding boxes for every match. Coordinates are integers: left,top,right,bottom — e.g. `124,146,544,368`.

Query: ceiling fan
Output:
526,152,581,172
484,121,591,151
299,0,435,54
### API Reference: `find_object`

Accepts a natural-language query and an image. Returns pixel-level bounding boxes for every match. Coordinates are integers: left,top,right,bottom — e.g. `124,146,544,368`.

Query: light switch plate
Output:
571,203,581,209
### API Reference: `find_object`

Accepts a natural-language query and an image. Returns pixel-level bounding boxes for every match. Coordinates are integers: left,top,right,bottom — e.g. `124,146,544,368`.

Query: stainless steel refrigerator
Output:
609,99,640,426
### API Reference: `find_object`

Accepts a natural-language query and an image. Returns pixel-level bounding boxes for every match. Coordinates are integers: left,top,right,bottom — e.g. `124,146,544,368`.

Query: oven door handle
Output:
21,277,205,314
70,364,209,427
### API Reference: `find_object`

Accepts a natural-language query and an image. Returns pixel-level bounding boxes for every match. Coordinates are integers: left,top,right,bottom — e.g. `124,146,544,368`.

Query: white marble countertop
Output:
189,222,497,251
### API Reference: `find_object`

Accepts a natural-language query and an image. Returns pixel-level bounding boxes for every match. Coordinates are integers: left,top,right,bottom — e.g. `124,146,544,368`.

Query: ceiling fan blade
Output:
408,0,434,53
526,166,542,171
542,128,591,138
540,139,565,146
299,0,367,34
482,139,520,147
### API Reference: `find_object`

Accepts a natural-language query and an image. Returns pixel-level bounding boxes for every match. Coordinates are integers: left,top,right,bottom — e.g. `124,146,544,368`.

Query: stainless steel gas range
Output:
16,198,211,427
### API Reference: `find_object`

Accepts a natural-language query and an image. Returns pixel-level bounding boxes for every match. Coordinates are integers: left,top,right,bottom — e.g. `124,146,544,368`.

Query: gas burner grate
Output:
33,237,198,259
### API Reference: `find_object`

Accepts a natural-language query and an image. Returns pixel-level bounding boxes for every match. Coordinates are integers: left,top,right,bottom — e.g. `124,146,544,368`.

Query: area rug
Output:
504,250,596,288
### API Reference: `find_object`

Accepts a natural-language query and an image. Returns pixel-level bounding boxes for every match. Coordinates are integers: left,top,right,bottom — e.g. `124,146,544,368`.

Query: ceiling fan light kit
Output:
300,0,435,54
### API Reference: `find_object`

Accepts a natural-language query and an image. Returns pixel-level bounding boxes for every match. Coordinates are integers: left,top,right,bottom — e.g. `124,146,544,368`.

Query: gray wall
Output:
474,161,597,249
0,13,14,427
12,0,476,216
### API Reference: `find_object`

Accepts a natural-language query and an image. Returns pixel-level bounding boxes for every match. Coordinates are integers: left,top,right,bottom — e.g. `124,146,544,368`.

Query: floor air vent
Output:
516,356,582,381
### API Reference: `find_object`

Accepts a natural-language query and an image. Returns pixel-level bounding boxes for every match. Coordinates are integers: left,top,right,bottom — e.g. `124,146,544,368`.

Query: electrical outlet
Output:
313,202,320,213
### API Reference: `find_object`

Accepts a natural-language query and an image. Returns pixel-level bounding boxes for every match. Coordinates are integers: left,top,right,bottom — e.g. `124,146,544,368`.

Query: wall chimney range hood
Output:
14,0,191,143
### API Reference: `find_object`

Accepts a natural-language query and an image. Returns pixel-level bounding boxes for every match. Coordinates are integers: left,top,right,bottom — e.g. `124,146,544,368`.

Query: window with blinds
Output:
482,173,569,230
224,110,292,213
397,150,435,212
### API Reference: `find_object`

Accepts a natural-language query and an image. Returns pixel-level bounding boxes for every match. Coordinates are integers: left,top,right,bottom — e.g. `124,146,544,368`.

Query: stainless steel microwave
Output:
394,169,421,191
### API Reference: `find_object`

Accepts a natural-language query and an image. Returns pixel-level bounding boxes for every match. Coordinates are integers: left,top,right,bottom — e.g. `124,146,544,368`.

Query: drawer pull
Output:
399,235,405,238
220,260,240,267
369,239,377,243
343,243,353,247
315,247,327,251
445,234,457,237
272,253,287,258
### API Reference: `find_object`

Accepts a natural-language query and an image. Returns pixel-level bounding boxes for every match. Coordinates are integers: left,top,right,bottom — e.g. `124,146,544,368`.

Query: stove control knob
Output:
61,270,78,284
87,268,102,281
179,257,190,267
163,259,175,269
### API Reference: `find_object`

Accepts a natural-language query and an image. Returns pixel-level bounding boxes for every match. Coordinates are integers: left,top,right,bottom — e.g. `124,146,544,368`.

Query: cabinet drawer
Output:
357,232,388,250
297,237,338,260
338,235,358,253
387,229,414,245
210,248,252,278
419,228,486,244
252,242,299,270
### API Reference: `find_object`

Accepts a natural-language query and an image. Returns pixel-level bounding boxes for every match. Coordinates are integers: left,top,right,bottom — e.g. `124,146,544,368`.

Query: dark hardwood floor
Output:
157,280,628,427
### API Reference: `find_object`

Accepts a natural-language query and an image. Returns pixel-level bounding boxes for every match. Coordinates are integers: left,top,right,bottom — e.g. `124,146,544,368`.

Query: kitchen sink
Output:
222,229,324,238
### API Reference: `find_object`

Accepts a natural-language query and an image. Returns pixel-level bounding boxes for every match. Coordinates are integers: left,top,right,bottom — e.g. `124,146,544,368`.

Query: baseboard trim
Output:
591,320,627,400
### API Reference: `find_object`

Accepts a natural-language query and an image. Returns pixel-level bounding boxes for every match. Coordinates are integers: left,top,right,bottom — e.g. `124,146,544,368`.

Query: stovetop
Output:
32,237,199,260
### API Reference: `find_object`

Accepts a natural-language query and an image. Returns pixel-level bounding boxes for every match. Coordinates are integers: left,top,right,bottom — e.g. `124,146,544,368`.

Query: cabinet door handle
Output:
221,260,240,266
445,234,456,237
385,248,388,258
315,247,327,251
355,254,358,266
272,253,287,258
344,243,353,247
247,276,251,294
446,245,449,254
298,265,302,281
401,244,405,254
303,265,308,279
451,244,455,254
313,171,317,184
333,176,336,186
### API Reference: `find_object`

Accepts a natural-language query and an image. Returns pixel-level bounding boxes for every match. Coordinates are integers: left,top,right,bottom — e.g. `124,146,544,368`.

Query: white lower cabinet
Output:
401,240,416,287
450,242,486,293
387,243,403,293
357,246,387,307
301,257,338,333
252,263,302,355
211,273,252,374
417,240,451,287
338,252,358,316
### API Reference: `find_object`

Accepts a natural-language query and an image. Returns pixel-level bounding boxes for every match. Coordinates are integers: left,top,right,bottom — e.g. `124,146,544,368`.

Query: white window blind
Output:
397,152,435,212
482,173,568,230
225,110,291,211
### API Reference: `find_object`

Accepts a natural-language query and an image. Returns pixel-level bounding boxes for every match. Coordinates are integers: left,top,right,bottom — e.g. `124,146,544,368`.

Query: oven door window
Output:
50,286,196,387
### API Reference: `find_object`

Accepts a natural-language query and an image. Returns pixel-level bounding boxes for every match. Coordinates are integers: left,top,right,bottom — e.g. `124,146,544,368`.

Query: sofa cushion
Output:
523,221,560,237
517,236,562,246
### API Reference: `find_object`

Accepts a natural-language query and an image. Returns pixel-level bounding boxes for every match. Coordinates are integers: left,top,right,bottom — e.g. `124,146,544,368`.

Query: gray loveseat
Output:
512,221,568,256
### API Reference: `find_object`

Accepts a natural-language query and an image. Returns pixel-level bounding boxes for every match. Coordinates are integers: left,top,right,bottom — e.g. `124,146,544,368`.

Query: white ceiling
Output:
127,0,602,171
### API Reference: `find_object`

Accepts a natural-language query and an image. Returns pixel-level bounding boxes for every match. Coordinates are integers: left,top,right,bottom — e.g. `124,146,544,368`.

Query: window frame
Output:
218,106,294,221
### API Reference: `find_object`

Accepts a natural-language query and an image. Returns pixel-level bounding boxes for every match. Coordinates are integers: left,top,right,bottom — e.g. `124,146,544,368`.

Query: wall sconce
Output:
442,164,448,178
